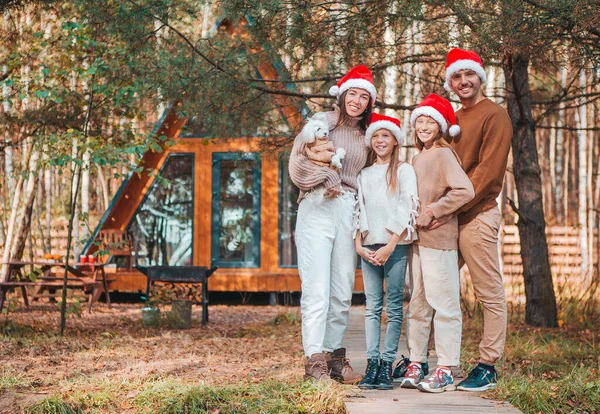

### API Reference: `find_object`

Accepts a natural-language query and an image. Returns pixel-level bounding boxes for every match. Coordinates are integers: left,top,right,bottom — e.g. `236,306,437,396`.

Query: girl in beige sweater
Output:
401,93,474,393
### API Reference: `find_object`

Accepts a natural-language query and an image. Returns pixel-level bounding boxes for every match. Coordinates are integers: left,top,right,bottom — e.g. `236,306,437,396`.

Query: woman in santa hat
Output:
288,65,375,383
400,93,475,393
355,113,418,390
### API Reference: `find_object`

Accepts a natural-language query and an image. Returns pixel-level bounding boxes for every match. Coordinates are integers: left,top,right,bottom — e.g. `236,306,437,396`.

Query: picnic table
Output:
0,261,113,313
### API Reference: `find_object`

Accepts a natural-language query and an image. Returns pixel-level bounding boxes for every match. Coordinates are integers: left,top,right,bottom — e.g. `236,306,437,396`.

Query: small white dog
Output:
301,113,346,170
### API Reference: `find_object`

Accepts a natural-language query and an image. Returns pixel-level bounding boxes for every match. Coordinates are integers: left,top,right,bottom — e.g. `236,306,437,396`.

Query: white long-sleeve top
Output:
357,162,419,245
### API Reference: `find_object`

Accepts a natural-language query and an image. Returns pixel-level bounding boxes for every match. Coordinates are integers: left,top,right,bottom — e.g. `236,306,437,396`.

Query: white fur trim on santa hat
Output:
330,78,377,103
410,106,448,133
365,120,404,148
443,59,488,93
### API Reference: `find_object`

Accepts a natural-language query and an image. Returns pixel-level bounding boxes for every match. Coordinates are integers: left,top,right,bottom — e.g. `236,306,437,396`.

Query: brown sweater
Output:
448,98,513,225
413,145,475,250
288,106,369,201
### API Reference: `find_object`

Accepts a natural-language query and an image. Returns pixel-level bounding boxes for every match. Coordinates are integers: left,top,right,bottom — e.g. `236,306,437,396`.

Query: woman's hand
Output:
324,184,341,199
416,208,434,228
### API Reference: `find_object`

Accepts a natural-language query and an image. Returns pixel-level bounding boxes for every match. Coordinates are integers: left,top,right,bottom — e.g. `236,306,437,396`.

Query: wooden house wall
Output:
108,137,365,294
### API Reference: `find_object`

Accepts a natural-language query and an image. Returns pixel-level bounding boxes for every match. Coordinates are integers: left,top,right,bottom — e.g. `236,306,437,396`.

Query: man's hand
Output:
416,208,434,228
428,213,453,230
324,184,341,199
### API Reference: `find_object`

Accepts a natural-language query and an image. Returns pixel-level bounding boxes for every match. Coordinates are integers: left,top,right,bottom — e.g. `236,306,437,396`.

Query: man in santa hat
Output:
430,48,513,392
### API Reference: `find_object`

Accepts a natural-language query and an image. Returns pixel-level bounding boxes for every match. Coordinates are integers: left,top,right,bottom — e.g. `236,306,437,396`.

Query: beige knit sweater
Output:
288,106,369,202
413,145,475,250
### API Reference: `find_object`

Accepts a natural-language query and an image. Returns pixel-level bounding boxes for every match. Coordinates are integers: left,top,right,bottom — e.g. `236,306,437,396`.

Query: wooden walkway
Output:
342,307,521,413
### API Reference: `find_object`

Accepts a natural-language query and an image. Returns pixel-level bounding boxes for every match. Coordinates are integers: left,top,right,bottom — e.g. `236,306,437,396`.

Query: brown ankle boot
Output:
304,353,331,382
325,348,363,384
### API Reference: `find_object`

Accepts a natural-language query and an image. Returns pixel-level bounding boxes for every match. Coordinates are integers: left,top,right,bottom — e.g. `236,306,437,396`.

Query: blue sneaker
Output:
456,365,497,392
417,367,456,393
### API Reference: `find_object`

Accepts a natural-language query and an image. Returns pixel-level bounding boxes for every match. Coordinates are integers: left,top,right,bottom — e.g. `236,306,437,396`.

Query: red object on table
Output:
88,255,95,264
80,255,88,263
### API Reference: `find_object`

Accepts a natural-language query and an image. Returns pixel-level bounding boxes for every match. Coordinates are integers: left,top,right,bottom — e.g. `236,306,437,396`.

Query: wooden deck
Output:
342,307,522,414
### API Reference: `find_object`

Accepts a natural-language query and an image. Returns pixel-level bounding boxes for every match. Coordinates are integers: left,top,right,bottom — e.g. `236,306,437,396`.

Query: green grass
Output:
25,379,346,414
461,292,600,414
0,368,40,390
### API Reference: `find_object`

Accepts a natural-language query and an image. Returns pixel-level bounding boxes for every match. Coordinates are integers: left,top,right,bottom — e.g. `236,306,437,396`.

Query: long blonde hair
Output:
413,127,462,167
367,134,403,194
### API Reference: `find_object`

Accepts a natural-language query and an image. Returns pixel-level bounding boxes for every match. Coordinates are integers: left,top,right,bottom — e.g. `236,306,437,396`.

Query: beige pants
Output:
407,245,462,367
458,207,507,365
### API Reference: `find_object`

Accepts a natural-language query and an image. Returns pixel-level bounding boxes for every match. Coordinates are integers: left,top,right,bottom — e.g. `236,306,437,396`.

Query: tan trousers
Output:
458,206,507,365
407,245,462,367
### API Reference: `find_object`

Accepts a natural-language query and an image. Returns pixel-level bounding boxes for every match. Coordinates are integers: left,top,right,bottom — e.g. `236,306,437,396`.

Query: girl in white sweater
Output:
355,113,419,390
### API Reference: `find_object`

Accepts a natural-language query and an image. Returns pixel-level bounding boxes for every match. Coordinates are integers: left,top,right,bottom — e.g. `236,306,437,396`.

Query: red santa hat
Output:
329,65,377,104
410,93,461,137
443,48,487,93
365,113,404,148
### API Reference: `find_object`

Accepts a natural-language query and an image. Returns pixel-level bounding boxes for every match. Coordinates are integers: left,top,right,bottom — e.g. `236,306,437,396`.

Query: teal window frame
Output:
126,153,195,267
278,153,299,268
211,152,261,268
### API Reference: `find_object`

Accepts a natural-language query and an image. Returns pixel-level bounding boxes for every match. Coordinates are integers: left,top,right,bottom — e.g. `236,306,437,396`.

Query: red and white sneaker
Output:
400,362,425,389
417,367,456,393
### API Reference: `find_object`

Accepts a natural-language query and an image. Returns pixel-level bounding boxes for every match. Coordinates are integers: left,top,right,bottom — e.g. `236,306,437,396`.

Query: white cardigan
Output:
357,162,419,245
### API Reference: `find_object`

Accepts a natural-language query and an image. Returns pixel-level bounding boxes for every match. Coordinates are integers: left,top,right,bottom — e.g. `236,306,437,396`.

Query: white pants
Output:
295,191,357,357
407,245,462,366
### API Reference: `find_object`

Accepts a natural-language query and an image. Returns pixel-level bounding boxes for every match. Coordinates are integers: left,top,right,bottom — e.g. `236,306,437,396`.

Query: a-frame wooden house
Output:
83,18,366,295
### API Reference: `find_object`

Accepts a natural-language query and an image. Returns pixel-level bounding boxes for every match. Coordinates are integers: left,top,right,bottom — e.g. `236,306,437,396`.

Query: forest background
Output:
0,0,599,329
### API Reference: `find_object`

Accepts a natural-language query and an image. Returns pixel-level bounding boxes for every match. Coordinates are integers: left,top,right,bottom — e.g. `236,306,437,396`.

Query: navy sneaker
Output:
392,355,410,382
393,356,429,383
456,365,497,392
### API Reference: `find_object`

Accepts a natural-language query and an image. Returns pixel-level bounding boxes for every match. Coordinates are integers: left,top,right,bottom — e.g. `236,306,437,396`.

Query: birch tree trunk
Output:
81,146,90,241
96,165,110,212
71,139,80,260
0,142,31,282
44,155,52,252
503,53,558,327
555,64,567,223
10,150,40,261
576,69,589,280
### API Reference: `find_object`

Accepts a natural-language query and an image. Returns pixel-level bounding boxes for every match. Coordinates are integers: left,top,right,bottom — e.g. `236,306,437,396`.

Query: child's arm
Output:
357,174,370,237
355,231,378,265
420,150,475,225
385,163,419,241
355,174,381,265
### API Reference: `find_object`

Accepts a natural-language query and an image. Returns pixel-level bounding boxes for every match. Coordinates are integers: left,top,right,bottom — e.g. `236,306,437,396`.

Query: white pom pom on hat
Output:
410,93,461,137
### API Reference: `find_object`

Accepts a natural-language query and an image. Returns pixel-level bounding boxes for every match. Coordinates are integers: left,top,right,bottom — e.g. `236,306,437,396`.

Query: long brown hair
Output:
336,90,373,131
367,131,403,194
413,123,462,167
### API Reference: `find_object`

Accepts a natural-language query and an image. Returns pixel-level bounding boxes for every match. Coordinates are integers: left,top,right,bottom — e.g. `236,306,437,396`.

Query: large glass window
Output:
279,153,299,267
128,154,194,266
211,152,261,268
